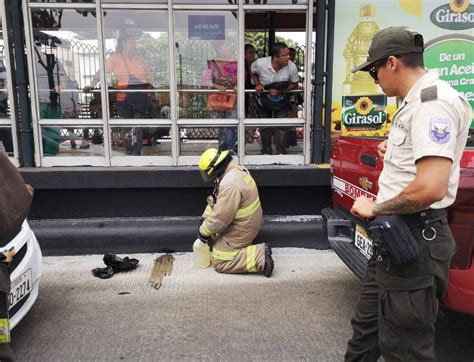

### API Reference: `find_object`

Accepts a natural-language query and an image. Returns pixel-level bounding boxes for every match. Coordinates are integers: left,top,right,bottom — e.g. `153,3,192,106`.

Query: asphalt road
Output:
10,249,474,361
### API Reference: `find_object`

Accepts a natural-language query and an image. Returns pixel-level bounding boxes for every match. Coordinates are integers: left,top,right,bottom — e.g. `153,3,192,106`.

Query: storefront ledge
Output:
20,165,330,189
29,215,328,256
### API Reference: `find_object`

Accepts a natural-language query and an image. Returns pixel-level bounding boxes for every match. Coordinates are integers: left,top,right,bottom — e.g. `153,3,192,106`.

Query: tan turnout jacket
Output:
199,160,265,273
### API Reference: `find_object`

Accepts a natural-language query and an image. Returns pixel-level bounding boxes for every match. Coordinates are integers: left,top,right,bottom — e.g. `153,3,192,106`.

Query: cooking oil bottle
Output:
342,4,380,96
193,238,210,269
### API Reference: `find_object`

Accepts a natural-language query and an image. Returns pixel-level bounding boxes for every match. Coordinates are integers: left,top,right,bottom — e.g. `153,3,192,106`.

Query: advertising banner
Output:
333,0,474,136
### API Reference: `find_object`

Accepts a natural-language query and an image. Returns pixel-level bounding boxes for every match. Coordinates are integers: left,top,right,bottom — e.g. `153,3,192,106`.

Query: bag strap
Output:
212,60,223,78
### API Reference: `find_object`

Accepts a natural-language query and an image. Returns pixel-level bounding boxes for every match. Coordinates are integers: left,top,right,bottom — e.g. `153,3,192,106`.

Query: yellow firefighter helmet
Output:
198,148,231,182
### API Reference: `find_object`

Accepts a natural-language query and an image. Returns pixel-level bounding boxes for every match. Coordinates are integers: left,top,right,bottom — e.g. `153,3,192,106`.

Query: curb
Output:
29,215,328,256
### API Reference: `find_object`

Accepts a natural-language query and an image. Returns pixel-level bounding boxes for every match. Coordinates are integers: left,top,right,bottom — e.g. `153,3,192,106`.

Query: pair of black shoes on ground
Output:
92,253,139,279
263,244,274,278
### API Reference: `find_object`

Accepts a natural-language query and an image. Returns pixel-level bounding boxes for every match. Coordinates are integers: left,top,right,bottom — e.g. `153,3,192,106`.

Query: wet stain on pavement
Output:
149,254,174,290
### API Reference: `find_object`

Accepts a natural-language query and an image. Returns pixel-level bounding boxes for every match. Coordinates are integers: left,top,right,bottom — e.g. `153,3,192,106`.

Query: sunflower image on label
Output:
341,95,388,136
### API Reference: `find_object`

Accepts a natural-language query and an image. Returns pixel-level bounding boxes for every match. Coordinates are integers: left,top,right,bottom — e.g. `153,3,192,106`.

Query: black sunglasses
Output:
368,58,388,81
368,55,404,81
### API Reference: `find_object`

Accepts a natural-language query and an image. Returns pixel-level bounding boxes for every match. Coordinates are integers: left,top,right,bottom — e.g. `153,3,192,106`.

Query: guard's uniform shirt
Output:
200,160,265,274
378,70,472,208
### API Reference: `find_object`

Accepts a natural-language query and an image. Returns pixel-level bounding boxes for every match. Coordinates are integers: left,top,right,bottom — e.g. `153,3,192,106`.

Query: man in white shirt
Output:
251,43,299,154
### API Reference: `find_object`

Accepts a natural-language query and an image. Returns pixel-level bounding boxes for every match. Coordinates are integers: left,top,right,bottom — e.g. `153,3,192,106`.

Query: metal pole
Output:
268,12,275,53
7,0,34,166
323,0,335,162
311,0,326,164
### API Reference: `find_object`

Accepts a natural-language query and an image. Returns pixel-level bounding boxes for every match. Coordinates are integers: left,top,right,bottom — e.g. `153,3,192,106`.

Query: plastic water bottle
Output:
193,238,210,269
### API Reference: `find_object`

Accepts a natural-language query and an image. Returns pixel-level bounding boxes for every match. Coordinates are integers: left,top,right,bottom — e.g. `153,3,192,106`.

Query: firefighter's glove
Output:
0,247,15,264
0,248,16,264
197,229,213,249
368,214,419,270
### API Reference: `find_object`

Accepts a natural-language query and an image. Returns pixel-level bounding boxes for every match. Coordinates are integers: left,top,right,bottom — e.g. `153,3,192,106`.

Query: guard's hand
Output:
351,196,376,219
255,84,264,92
83,85,92,93
377,140,388,158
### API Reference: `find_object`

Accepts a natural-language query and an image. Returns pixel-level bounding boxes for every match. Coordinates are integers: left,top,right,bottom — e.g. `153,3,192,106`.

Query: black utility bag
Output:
260,81,290,111
0,152,33,244
368,214,419,269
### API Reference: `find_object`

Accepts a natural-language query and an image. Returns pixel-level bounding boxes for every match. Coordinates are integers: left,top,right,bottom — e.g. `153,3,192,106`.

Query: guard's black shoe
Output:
263,244,274,278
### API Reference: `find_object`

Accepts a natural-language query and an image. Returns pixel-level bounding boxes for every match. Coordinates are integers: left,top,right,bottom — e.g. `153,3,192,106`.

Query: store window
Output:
23,1,314,167
174,10,238,157
243,9,308,163
31,7,104,163
101,9,171,162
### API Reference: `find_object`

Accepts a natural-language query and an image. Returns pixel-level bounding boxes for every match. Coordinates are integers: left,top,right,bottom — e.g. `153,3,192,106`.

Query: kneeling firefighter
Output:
197,148,274,277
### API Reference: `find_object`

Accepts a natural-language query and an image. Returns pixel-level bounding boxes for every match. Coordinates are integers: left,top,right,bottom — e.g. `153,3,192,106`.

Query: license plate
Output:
9,269,32,310
354,225,373,260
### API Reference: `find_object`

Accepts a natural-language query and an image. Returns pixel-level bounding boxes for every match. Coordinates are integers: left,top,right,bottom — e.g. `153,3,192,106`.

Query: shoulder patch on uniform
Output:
420,86,437,102
429,118,451,144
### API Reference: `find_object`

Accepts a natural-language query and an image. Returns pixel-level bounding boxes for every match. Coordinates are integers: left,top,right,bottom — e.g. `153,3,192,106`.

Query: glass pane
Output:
173,0,307,3
41,127,105,157
102,0,166,3
111,126,171,156
180,126,237,155
0,127,13,157
173,0,237,3
178,91,212,119
29,0,95,2
244,0,307,4
32,9,99,119
244,12,306,119
102,10,169,120
175,11,238,120
245,126,303,155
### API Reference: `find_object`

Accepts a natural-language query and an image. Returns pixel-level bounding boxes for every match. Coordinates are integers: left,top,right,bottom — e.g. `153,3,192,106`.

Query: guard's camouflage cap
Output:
352,26,424,73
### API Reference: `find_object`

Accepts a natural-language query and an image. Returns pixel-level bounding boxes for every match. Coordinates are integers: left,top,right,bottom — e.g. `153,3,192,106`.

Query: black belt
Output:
400,208,447,228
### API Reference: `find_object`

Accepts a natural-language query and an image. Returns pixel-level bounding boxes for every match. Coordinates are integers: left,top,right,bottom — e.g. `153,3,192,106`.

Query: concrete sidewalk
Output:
11,248,359,361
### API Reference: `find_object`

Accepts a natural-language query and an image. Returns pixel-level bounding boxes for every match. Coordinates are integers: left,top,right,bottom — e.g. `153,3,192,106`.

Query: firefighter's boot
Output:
263,244,274,277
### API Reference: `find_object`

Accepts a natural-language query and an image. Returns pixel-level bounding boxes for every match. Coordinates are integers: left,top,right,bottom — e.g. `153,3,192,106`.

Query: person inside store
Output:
197,147,274,277
84,33,153,156
346,26,471,361
208,41,238,153
251,42,299,155
34,42,87,155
